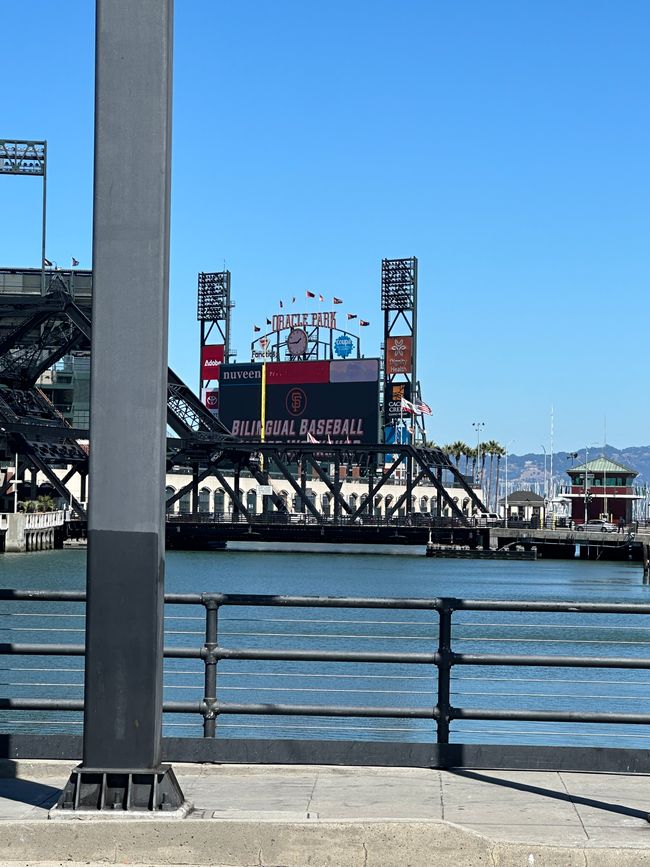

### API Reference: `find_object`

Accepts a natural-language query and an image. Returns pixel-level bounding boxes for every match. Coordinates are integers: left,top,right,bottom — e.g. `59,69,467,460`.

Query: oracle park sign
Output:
218,359,380,444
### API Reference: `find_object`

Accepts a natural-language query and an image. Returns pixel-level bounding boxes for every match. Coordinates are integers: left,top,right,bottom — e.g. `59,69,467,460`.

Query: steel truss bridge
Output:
0,269,485,533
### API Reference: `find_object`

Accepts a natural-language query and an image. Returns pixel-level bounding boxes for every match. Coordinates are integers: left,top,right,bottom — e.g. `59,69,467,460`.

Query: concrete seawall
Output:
0,510,65,553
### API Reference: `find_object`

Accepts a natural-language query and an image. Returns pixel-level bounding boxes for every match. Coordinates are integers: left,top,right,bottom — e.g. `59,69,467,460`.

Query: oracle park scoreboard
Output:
218,359,380,444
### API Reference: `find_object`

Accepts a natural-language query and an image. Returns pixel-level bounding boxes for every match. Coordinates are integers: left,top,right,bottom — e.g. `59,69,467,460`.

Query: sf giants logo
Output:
286,387,307,416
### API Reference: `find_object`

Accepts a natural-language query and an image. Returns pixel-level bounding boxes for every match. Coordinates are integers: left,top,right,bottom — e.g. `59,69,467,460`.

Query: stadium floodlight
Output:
0,140,46,176
0,139,48,294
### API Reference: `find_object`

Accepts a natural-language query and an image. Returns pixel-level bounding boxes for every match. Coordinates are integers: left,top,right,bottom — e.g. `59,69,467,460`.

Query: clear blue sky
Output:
3,1,649,455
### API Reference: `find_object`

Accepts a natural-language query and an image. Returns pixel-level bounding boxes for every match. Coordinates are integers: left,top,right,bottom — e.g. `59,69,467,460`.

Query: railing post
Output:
436,601,454,744
202,597,219,738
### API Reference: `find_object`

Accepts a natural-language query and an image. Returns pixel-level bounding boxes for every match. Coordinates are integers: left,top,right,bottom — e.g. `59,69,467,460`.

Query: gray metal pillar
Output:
55,0,185,814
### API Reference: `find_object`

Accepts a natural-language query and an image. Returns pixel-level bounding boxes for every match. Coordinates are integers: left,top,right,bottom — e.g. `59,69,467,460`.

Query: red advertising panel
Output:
204,390,219,415
386,335,412,375
266,360,330,384
201,344,224,381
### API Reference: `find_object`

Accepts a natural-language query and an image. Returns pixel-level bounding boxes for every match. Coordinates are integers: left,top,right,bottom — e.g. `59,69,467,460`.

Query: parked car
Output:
473,512,503,526
576,519,617,533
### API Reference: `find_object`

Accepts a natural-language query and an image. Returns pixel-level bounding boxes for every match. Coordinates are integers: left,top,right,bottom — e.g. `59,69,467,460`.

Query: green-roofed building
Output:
564,457,642,524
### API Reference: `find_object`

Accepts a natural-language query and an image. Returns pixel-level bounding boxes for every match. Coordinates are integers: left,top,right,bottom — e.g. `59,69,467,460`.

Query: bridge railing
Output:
1,590,650,772
165,511,466,528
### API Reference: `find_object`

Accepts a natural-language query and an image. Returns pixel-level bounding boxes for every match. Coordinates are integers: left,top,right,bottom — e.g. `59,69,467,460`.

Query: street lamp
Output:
472,421,485,489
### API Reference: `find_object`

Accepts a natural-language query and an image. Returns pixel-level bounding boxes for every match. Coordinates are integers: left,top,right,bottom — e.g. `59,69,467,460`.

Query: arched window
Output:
349,492,358,510
179,491,191,514
214,489,225,513
384,494,393,517
292,493,301,512
246,489,257,514
165,486,176,514
321,492,331,517
420,496,429,512
374,494,383,517
198,488,211,513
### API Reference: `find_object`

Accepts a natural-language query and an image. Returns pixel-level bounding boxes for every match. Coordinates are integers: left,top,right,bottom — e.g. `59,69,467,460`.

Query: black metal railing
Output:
166,512,466,528
2,590,650,770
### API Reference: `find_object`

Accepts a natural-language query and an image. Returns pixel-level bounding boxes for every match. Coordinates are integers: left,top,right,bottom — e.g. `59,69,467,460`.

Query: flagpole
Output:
260,348,267,471
41,143,47,296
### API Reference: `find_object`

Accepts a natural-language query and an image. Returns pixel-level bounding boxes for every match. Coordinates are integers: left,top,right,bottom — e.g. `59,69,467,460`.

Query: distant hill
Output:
506,445,650,492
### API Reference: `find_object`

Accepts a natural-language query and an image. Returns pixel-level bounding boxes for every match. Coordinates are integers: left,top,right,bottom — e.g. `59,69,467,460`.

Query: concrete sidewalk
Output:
1,761,650,865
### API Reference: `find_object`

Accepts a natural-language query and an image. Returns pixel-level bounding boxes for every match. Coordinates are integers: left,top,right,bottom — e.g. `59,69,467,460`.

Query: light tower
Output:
0,139,47,295
381,257,418,438
197,270,233,411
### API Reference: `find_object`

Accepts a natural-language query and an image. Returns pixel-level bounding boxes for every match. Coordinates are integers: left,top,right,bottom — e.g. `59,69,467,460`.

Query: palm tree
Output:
492,443,506,511
448,441,466,470
483,440,501,509
465,446,477,484
479,441,489,493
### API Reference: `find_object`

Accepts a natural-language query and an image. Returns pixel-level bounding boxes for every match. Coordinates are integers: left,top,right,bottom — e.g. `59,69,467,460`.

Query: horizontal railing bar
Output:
214,631,435,641
208,702,435,718
4,642,650,670
213,722,422,733
165,595,650,614
162,671,433,680
162,647,437,663
6,589,650,616
0,591,86,602
214,648,438,663
453,600,650,614
0,698,83,710
0,644,84,655
453,708,650,725
167,593,443,609
453,653,650,669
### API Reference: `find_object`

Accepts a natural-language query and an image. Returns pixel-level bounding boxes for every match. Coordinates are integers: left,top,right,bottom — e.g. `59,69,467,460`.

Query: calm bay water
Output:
1,545,650,748
2,542,647,601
